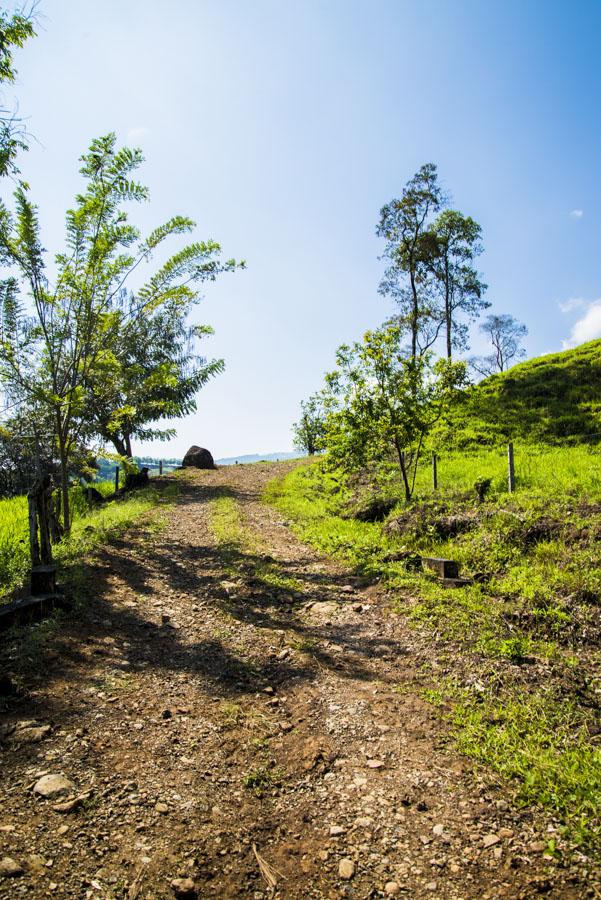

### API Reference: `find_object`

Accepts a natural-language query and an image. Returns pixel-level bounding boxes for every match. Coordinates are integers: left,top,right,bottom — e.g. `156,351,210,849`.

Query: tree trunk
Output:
409,268,419,361
56,423,71,536
394,438,412,502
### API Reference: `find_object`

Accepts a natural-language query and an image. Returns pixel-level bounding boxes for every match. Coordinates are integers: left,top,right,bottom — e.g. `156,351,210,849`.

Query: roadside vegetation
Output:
0,480,178,602
266,446,601,851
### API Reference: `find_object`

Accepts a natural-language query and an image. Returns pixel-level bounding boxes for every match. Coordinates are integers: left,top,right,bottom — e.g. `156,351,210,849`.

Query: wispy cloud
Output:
563,299,601,348
558,297,585,314
126,126,150,145
569,208,584,219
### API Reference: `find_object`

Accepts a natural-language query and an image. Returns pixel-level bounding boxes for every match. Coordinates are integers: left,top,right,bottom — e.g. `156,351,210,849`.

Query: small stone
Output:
499,828,513,839
279,722,293,733
425,882,437,892
385,883,400,895
329,825,346,836
56,825,69,836
354,817,372,828
432,823,445,836
170,877,197,897
340,585,355,593
482,834,500,848
366,759,385,769
0,826,16,833
263,687,274,695
155,802,169,814
449,863,460,874
338,858,355,879
0,857,23,877
529,841,546,853
33,774,75,799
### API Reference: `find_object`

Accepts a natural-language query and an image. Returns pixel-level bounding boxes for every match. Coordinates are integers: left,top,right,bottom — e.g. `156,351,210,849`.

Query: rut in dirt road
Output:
0,463,596,899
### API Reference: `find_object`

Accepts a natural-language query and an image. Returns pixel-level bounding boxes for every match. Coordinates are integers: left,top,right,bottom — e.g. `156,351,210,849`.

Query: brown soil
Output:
0,463,598,899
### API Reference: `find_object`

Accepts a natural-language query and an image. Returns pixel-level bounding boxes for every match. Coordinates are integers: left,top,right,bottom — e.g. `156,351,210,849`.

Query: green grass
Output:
266,455,601,850
437,338,601,448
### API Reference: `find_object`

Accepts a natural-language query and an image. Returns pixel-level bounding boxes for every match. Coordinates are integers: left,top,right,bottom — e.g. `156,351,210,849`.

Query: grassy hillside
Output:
438,339,601,448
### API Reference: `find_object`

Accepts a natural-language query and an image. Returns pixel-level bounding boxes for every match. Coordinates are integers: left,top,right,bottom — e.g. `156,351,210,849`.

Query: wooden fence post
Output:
159,459,163,476
432,452,438,490
508,442,515,493
115,465,120,494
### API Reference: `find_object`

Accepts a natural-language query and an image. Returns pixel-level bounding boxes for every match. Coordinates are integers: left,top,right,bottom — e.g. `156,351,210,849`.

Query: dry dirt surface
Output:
0,463,598,899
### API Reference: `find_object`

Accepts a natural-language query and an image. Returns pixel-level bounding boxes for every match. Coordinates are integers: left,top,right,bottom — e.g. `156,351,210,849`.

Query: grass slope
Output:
439,339,601,447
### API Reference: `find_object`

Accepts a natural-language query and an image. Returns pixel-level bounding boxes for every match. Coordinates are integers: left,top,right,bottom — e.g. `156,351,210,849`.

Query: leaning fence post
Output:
115,465,120,494
432,452,438,490
507,442,515,493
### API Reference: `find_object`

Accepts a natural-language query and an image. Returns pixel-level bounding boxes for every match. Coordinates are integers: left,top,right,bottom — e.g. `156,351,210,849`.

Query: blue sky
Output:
7,0,601,457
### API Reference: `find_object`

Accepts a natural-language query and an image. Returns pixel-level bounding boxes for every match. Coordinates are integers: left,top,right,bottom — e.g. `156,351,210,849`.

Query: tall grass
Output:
416,442,601,497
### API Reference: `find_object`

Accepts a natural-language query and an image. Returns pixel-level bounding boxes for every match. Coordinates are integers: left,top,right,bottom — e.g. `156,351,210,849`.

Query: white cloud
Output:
563,299,601,348
126,126,150,145
558,297,585,314
569,208,584,219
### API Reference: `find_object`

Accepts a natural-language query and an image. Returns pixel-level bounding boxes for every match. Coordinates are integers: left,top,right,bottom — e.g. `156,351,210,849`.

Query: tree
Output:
323,323,467,501
293,393,326,456
0,134,241,532
426,209,489,359
0,6,36,177
470,314,528,376
376,163,443,360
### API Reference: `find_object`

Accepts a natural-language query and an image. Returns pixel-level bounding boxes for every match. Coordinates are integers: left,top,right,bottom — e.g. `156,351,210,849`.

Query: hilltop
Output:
438,339,601,448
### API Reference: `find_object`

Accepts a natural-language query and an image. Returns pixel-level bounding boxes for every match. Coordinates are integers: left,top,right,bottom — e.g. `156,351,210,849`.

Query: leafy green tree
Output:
323,323,467,500
0,6,36,177
293,393,326,456
427,209,489,359
377,163,443,360
471,313,528,376
0,134,241,532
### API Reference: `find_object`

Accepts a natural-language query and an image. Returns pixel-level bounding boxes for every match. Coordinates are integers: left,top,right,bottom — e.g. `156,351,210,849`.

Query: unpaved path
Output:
0,464,596,899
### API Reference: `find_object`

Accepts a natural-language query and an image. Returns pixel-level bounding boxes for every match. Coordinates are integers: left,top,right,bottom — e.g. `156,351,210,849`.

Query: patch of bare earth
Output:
0,463,598,899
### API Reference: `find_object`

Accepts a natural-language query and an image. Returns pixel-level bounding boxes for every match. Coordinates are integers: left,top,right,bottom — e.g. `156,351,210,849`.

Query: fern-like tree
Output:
323,323,467,501
0,6,36,177
0,134,241,532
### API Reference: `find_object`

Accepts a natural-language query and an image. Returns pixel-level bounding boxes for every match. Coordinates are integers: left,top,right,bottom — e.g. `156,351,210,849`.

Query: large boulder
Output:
182,446,215,469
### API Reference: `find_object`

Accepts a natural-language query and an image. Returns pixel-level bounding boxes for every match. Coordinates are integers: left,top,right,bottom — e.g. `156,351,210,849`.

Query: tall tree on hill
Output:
0,133,242,532
426,209,489,359
377,163,443,360
0,6,36,178
471,313,528,376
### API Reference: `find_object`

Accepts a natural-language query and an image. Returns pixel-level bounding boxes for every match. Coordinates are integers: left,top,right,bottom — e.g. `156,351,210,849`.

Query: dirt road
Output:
0,464,596,898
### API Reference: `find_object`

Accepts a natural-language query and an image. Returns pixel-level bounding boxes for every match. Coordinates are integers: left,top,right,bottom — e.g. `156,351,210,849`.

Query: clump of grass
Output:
450,687,601,850
243,766,280,792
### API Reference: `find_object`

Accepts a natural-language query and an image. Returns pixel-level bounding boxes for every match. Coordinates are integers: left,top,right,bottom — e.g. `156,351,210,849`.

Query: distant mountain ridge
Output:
216,451,300,466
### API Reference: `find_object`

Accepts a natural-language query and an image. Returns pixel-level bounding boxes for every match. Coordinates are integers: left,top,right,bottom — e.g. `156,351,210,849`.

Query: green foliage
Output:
322,323,467,499
0,7,36,176
0,133,242,529
292,392,326,455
